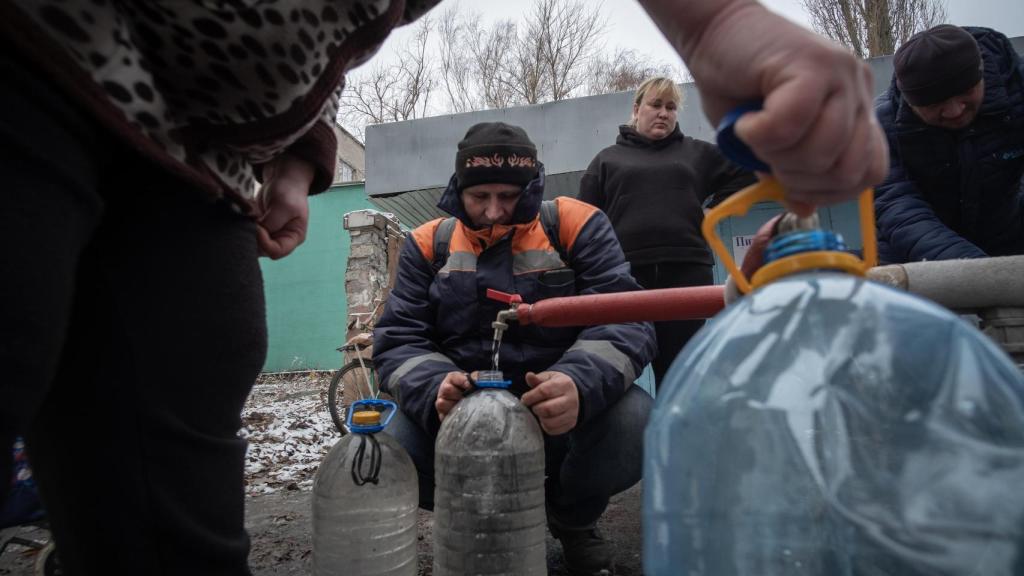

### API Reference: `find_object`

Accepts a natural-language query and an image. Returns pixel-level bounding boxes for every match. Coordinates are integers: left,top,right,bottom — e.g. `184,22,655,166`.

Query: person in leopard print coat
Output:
0,1,439,574
2,1,438,209
0,0,889,573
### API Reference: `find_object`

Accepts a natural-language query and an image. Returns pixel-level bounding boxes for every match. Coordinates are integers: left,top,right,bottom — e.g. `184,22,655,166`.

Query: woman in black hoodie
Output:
579,77,755,389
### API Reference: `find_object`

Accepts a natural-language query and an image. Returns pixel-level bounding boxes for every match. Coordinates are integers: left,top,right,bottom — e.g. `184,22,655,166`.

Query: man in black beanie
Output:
874,24,1024,263
374,122,657,575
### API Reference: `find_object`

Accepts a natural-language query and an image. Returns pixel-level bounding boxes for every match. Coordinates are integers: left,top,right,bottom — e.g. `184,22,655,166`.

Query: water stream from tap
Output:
491,327,503,372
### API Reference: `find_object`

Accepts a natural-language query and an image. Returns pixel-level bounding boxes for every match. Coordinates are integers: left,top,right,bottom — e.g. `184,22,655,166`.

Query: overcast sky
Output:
366,0,1024,74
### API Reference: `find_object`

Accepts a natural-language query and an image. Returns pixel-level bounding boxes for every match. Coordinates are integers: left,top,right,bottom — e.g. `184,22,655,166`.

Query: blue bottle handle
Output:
347,399,398,434
715,101,770,173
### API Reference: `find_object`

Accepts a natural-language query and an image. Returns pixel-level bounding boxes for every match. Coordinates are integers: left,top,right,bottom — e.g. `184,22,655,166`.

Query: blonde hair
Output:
630,77,683,127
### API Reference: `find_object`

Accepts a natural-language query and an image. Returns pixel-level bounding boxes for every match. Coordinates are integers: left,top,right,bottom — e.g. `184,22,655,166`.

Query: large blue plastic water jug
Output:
642,178,1024,575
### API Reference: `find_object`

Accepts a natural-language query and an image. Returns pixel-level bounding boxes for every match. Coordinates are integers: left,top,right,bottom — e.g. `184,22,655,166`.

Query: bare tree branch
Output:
337,16,435,139
530,0,607,101
469,18,521,109
338,0,685,137
394,15,435,121
507,23,549,105
801,0,948,58
438,3,478,113
584,47,683,95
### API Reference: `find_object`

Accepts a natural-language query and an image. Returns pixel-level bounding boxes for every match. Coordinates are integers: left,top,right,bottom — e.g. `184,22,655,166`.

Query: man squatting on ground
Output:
373,122,658,575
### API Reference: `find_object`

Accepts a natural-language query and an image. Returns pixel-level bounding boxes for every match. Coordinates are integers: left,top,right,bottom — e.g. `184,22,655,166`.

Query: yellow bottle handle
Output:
701,179,878,294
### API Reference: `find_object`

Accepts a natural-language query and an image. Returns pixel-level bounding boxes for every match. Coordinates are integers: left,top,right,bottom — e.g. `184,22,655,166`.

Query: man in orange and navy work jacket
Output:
374,122,656,575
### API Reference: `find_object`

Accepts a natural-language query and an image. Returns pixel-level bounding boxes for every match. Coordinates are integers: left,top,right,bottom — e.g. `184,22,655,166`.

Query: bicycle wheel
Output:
328,358,377,435
34,541,62,576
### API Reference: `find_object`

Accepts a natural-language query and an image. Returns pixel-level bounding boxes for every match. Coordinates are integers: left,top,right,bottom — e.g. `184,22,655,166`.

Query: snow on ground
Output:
240,372,341,497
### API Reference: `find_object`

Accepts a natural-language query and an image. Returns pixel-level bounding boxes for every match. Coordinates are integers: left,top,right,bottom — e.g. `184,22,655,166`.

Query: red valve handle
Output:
486,289,522,305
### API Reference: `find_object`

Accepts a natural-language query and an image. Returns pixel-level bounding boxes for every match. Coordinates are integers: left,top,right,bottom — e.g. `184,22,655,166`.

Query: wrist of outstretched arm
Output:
254,123,335,193
273,153,316,191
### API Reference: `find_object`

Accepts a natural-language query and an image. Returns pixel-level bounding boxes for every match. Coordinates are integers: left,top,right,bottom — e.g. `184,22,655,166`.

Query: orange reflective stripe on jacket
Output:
412,197,599,268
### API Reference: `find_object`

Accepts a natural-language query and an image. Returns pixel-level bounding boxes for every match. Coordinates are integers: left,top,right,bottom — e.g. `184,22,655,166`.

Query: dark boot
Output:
550,524,615,576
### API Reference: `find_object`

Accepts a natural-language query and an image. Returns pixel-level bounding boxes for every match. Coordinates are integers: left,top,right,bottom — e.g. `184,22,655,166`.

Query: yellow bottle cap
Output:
352,410,381,426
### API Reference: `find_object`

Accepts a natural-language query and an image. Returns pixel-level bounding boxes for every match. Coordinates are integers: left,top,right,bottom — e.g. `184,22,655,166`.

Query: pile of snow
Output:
240,372,342,496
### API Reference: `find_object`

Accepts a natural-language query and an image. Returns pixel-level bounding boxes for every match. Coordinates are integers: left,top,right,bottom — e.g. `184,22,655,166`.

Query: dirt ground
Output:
246,483,644,576
0,374,644,575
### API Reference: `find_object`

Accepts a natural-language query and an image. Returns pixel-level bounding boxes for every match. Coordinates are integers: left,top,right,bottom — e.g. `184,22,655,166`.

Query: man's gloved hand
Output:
522,371,580,436
436,371,474,422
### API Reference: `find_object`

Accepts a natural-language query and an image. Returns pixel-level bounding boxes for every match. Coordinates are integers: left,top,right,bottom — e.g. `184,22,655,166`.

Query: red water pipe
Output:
513,285,725,327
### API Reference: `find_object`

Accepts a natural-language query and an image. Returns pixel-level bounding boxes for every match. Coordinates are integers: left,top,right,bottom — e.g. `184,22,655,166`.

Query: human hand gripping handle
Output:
638,0,888,210
716,101,813,216
436,371,475,422
521,371,579,436
256,153,313,259
709,104,878,294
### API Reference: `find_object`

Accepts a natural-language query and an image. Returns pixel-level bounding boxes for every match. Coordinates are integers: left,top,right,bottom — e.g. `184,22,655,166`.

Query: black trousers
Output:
629,263,714,388
1,51,265,575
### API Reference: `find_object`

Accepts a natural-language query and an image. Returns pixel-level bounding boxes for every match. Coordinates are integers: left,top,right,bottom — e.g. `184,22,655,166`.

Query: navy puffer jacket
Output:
874,27,1024,263
373,166,656,436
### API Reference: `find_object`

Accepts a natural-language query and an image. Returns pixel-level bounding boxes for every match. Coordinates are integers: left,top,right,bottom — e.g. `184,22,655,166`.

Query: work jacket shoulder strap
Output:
431,200,567,272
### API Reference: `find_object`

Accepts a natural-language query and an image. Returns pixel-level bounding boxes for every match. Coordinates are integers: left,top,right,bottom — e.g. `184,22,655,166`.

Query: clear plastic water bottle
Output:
644,176,1024,574
312,399,418,576
433,370,547,575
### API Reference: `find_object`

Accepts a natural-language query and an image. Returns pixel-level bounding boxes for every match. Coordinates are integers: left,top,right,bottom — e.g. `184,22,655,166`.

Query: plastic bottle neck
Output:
475,370,512,389
750,229,865,288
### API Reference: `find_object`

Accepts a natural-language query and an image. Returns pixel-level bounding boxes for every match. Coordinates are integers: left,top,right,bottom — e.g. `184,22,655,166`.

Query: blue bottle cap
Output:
764,230,848,264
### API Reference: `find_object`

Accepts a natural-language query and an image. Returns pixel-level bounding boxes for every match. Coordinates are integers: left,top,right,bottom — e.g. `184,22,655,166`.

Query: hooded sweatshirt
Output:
579,124,755,267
